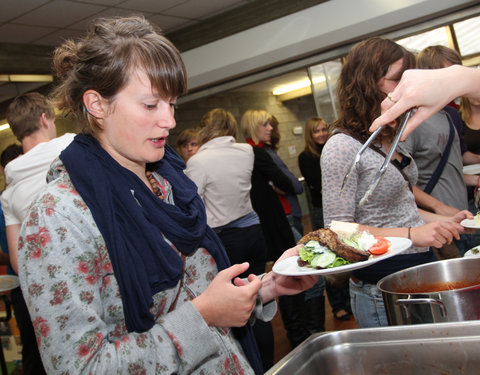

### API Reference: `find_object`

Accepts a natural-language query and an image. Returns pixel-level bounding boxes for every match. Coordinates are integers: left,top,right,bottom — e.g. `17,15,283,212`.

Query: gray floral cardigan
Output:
18,159,275,374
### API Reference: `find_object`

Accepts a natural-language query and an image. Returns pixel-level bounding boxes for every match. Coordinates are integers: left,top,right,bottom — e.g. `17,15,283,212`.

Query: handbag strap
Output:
424,112,455,194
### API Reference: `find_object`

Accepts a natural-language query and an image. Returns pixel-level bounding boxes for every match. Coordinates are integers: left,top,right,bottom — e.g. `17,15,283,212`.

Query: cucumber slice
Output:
342,238,360,249
310,250,336,268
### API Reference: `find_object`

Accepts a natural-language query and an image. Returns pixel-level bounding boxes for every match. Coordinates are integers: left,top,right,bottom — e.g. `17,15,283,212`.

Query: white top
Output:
1,133,76,225
185,136,255,228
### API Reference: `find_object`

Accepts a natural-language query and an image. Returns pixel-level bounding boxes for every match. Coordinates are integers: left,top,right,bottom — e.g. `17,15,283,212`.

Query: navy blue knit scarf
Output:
60,134,262,374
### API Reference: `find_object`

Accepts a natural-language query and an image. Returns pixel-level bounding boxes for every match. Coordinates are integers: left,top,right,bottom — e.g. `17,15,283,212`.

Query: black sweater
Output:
298,144,324,207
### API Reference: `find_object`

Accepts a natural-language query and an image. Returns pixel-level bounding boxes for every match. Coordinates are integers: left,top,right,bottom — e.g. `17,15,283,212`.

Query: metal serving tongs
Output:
340,109,414,207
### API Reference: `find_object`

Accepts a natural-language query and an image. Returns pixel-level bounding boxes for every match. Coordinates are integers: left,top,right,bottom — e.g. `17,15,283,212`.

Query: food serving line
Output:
267,121,480,374
269,253,480,374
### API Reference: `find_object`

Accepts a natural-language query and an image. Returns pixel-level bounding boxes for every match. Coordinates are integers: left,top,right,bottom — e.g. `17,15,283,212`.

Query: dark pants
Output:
216,224,273,371
325,281,351,314
11,287,46,375
216,224,267,277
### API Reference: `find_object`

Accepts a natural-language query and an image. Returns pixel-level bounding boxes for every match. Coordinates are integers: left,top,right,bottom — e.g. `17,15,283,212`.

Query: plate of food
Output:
0,275,19,292
273,221,412,276
463,164,480,175
461,214,480,229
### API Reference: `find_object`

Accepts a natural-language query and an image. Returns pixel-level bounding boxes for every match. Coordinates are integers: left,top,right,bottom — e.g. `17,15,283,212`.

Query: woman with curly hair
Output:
321,37,471,328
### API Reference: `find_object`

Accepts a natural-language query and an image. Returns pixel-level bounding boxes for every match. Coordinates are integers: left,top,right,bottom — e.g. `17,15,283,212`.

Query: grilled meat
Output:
298,228,370,263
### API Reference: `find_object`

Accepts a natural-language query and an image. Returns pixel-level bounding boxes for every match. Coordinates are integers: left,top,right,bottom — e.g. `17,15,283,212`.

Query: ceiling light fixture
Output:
0,74,53,83
273,76,326,95
0,123,10,132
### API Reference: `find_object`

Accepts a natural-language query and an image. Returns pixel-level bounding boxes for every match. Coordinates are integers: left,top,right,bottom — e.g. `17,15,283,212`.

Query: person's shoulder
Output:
33,162,89,219
47,133,76,148
324,132,357,149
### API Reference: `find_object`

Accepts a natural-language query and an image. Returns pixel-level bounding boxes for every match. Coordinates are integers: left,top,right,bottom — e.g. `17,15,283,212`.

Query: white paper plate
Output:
272,237,412,276
463,164,480,175
460,218,480,229
0,275,19,292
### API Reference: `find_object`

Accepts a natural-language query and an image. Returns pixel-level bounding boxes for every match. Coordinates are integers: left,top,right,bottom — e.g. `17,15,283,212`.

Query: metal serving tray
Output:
266,321,480,374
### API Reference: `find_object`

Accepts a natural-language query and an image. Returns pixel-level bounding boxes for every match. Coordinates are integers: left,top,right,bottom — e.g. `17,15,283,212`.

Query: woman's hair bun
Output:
53,39,79,81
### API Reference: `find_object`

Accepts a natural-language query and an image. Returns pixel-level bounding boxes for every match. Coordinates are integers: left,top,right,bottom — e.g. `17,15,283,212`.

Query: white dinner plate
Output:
272,237,412,276
0,275,19,292
464,246,480,257
463,164,480,175
460,218,480,229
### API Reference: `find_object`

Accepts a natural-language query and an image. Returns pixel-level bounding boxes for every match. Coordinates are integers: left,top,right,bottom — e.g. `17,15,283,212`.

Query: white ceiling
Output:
0,0,251,47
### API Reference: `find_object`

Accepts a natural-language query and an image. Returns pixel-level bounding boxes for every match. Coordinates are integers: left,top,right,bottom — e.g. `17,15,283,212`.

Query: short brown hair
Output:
6,92,55,142
416,45,462,69
197,108,237,145
51,16,187,136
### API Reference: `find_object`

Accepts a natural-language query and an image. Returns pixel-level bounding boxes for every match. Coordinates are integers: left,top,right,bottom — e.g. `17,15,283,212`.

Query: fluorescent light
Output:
0,123,10,132
0,74,53,83
273,76,326,95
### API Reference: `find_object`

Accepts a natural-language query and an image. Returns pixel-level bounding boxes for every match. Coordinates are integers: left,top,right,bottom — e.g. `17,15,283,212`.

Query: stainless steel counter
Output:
266,321,480,374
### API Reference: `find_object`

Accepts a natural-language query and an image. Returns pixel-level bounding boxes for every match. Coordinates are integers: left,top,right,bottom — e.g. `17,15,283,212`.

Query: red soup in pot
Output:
394,280,480,294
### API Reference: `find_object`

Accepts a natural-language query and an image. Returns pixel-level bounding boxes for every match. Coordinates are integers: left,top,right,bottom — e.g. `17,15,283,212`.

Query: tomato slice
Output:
369,236,390,255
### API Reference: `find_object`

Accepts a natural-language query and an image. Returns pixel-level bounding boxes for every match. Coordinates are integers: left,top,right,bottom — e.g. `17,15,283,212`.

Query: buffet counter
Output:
266,320,480,374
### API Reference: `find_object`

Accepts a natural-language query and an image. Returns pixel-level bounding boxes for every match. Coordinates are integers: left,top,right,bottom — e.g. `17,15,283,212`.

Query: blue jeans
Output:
349,277,389,328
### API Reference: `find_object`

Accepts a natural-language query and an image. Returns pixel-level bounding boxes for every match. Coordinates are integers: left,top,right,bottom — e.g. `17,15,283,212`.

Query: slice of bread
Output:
329,220,359,239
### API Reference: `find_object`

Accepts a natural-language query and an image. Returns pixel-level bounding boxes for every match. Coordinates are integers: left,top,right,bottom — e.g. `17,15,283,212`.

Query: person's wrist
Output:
260,271,276,303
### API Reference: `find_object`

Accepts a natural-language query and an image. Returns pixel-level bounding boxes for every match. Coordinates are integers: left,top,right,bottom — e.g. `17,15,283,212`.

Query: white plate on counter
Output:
272,237,412,276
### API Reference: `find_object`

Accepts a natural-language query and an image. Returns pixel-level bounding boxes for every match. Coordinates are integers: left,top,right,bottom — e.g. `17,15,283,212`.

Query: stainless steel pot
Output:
377,257,480,325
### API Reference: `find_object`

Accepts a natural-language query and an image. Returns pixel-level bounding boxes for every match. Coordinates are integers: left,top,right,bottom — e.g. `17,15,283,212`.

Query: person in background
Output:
298,117,351,324
321,37,471,328
0,144,23,272
18,16,316,374
241,109,311,348
403,45,479,256
265,115,304,240
370,65,480,138
2,92,75,375
298,117,328,230
175,128,199,162
461,97,480,155
414,45,480,167
266,115,329,332
186,108,274,371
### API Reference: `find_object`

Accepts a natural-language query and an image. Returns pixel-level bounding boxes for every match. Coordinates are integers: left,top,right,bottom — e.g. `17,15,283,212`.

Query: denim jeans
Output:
349,277,389,328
